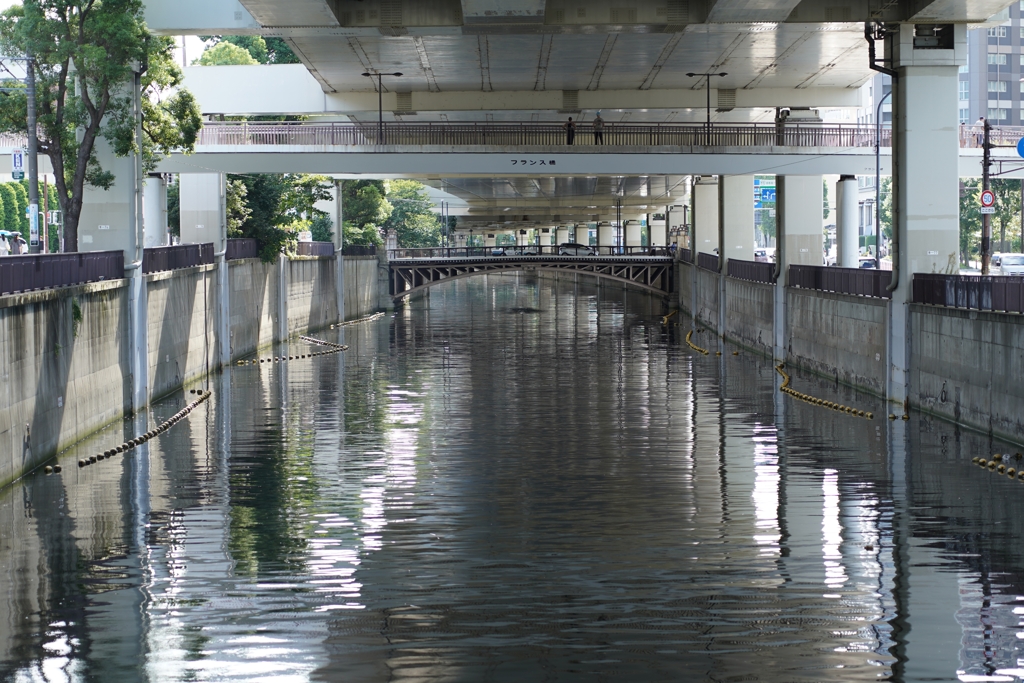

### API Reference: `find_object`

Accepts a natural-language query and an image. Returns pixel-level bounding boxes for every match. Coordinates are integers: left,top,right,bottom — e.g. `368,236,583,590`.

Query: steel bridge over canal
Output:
388,248,675,301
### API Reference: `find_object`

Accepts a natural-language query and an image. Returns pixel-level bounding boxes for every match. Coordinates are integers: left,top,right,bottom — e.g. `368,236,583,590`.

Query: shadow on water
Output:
6,272,1024,682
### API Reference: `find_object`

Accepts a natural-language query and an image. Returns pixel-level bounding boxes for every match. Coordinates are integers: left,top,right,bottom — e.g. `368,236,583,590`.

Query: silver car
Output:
558,242,596,256
999,253,1024,276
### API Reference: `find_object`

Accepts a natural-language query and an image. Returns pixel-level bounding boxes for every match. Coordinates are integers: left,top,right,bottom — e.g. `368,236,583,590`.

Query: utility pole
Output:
26,53,39,253
981,119,992,275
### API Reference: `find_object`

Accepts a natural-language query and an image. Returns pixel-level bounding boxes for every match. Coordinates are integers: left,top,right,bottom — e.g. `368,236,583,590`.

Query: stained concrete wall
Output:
786,289,888,397
724,277,774,356
146,265,219,401
229,258,279,358
345,256,380,320
287,256,338,336
911,304,1024,443
693,265,719,330
0,281,130,489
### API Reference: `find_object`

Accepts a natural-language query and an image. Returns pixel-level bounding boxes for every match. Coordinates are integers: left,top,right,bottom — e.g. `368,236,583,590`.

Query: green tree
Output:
167,179,179,237
0,0,202,252
201,35,298,64
195,41,258,66
341,180,391,242
990,178,1021,254
309,214,333,242
960,179,981,267
10,182,28,239
879,176,893,242
226,179,251,237
822,178,830,221
342,221,383,247
382,179,442,247
220,35,268,64
229,174,294,261
264,37,300,64
0,184,18,235
280,174,332,221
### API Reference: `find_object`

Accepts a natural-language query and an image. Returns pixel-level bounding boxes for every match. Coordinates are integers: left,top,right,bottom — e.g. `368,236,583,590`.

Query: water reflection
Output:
3,273,1024,681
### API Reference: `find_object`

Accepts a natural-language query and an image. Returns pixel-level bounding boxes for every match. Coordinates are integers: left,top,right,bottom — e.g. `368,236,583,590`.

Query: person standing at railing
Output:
975,117,985,148
593,112,604,145
0,234,9,256
11,234,26,254
564,117,576,145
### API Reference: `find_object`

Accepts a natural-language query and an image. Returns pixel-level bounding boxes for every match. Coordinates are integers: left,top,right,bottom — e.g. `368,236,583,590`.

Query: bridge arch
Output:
389,257,674,301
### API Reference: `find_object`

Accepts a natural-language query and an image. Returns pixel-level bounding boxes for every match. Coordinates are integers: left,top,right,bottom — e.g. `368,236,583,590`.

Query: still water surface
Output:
2,274,1024,682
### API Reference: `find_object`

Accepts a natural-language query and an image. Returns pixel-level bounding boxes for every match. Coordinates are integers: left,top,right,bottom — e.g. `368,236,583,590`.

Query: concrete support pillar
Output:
142,176,168,248
718,175,755,268
556,225,569,244
888,23,965,407
598,222,614,251
650,215,667,247
780,175,823,267
836,174,859,268
625,220,643,247
484,232,497,248
692,177,719,257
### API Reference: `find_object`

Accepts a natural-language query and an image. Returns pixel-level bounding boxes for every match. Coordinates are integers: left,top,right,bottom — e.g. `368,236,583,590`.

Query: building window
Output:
988,107,1009,120
960,108,970,123
988,53,1008,65
988,80,1008,92
989,25,1008,37
960,81,969,100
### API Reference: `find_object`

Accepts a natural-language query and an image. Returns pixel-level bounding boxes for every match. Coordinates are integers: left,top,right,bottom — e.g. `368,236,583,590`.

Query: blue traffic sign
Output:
1017,137,1024,158
760,188,776,203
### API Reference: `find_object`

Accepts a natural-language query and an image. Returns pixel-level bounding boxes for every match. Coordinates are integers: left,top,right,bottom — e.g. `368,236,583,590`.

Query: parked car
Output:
520,245,541,256
998,253,1024,276
490,247,507,256
858,257,878,269
754,248,775,263
558,242,595,256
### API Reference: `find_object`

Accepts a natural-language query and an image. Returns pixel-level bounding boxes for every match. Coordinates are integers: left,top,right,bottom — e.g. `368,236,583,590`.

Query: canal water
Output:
2,273,1024,683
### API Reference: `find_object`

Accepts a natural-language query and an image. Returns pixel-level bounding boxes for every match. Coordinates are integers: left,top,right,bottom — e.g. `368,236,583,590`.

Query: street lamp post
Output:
361,71,403,144
686,71,728,144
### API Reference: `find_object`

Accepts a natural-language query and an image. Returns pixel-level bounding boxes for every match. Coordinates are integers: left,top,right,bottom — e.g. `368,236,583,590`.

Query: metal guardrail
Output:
387,245,669,259
143,243,214,274
728,258,775,284
296,241,335,257
679,248,692,263
960,124,1024,148
913,273,1024,313
0,251,123,296
789,264,892,299
697,252,719,272
198,121,891,149
226,238,258,260
342,245,378,256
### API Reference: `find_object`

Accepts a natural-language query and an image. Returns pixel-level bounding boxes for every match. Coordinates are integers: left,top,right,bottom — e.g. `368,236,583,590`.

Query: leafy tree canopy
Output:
195,41,257,66
200,35,299,65
382,179,442,248
0,0,202,251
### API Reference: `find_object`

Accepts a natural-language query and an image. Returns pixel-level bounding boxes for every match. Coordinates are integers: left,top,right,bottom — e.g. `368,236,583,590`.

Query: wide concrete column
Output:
625,219,643,247
598,222,614,250
484,232,497,248
556,225,569,244
836,175,859,268
142,175,168,248
718,175,755,267
692,177,719,257
650,214,667,247
179,173,229,366
888,23,965,407
780,176,823,266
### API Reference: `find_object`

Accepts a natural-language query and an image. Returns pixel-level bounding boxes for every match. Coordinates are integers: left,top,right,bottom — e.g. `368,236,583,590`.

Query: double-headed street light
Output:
686,71,728,143
361,71,403,144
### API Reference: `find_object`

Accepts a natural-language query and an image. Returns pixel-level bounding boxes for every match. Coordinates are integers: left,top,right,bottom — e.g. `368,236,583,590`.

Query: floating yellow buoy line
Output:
662,310,678,325
76,389,212,469
775,364,873,420
235,337,349,366
972,452,1024,481
685,329,710,356
331,311,386,328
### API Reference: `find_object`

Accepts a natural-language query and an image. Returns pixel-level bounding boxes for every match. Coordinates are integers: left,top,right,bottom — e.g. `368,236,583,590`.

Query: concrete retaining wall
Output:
724,277,774,356
0,281,129,489
786,289,887,397
911,304,1024,443
345,256,380,320
287,256,338,336
229,258,279,358
0,253,382,488
146,265,219,401
693,266,720,330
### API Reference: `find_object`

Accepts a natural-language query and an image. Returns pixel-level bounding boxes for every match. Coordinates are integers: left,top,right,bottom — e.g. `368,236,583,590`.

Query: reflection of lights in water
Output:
751,426,780,555
822,469,848,591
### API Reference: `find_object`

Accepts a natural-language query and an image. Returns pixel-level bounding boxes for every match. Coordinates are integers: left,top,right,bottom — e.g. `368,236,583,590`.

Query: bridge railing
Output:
697,252,719,272
913,273,1024,313
387,245,672,259
296,241,335,257
727,258,775,284
0,251,124,296
198,121,892,149
143,243,215,274
789,264,892,299
342,245,377,256
226,238,259,260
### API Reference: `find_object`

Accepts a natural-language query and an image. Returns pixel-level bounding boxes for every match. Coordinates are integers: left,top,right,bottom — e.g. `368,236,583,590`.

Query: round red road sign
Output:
981,189,996,207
